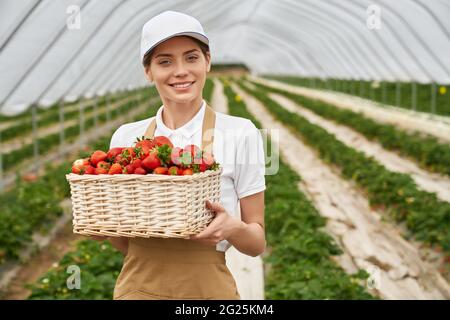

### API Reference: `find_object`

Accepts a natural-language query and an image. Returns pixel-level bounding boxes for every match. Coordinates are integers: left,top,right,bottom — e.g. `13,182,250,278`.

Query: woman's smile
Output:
169,80,196,91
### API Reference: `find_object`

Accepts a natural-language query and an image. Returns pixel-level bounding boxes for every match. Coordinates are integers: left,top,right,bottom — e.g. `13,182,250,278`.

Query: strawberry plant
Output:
222,79,374,299
237,80,450,254
248,80,450,176
265,76,450,117
27,240,123,300
2,89,158,172
0,92,120,143
0,98,162,265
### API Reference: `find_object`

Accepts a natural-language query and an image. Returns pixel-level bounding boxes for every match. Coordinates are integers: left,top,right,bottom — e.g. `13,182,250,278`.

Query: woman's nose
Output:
173,61,189,77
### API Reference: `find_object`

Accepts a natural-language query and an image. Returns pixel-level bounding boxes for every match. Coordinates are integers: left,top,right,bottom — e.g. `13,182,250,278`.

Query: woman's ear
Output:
206,52,211,73
144,66,153,83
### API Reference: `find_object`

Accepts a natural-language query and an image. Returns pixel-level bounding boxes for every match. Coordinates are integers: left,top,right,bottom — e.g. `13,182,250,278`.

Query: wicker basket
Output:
65,168,222,238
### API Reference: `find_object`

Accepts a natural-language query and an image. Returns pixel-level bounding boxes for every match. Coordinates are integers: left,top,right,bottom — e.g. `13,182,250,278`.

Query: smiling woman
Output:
143,36,211,130
88,10,267,300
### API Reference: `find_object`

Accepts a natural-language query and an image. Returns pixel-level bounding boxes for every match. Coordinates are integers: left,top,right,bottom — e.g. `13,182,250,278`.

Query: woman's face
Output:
145,36,211,104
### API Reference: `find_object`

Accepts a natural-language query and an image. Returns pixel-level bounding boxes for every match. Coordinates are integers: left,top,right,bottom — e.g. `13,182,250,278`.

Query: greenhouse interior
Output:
0,0,449,302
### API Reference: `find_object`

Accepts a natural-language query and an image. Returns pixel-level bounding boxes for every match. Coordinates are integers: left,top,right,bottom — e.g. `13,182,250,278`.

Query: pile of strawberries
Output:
71,136,219,175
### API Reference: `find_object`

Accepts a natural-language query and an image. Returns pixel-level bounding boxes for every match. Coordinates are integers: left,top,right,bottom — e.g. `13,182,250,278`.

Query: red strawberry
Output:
153,167,168,175
182,168,194,175
170,147,183,165
131,158,142,170
135,139,155,159
106,147,124,161
141,152,161,171
135,138,156,150
134,167,146,175
114,154,129,166
96,161,110,170
90,150,107,167
154,136,173,148
22,173,38,182
202,152,215,166
108,163,123,175
71,158,89,174
198,162,209,172
71,165,84,174
84,166,96,175
73,158,89,167
168,166,182,175
136,147,149,160
184,144,202,164
124,164,135,174
95,167,108,175
120,147,135,162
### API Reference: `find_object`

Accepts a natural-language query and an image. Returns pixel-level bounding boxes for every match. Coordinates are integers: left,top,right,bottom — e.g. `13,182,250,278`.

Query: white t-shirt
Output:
109,100,266,252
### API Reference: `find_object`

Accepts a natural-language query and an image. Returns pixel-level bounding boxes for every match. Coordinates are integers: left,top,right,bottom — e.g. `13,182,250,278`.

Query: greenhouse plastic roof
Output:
1,0,449,115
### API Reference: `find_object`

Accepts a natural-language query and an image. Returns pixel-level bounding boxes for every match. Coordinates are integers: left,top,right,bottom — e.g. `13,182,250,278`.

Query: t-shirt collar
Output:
155,100,206,140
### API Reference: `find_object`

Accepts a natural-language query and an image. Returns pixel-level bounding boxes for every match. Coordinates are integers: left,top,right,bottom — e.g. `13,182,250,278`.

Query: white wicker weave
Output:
66,168,221,238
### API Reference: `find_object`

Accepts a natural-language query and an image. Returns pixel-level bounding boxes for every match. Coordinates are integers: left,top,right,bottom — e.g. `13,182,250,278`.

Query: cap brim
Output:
142,32,209,63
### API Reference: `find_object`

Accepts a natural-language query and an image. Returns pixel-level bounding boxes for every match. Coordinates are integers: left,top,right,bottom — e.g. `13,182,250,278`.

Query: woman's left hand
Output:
189,200,242,246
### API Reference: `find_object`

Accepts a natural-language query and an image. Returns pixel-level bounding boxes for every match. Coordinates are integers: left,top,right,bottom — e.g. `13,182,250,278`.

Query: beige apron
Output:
113,104,240,300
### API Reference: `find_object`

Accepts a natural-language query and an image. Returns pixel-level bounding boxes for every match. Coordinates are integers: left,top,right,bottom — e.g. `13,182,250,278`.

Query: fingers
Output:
190,202,226,243
190,223,217,240
205,200,225,213
190,228,224,245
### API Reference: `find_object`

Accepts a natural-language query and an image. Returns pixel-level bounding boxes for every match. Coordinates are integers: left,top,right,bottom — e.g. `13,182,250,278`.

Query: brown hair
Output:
143,37,210,68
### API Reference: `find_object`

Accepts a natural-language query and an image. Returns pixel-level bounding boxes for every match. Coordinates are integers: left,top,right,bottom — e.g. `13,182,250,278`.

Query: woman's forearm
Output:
108,237,129,255
227,221,266,257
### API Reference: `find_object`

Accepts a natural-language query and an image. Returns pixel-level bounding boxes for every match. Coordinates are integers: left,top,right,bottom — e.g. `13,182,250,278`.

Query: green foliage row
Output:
0,95,161,265
203,77,214,103
249,80,450,177
2,88,158,172
0,90,137,123
0,92,134,143
237,80,450,255
265,76,450,116
222,79,374,299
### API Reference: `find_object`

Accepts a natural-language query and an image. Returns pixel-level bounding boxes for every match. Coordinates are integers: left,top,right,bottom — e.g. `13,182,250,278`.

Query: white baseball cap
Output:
140,10,209,65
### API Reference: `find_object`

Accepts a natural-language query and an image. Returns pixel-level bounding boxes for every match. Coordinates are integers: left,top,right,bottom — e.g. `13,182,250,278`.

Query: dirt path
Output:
251,76,450,144
232,83,450,299
211,79,229,114
2,95,136,153
268,93,450,203
212,79,265,300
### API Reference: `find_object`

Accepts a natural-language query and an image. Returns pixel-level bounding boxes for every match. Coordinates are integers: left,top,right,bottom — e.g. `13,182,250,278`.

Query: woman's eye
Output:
187,56,198,62
159,60,170,65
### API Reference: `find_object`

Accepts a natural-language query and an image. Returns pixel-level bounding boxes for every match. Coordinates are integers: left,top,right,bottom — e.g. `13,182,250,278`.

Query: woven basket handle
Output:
143,104,216,154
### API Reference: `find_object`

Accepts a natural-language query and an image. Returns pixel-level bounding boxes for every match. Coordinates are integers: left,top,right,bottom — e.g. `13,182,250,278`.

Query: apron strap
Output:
143,103,216,154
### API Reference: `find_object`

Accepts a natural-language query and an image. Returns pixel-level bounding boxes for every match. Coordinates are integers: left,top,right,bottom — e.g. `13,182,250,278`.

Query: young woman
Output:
91,10,266,300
